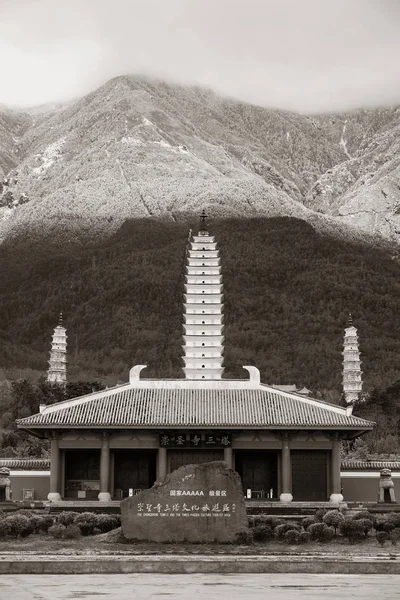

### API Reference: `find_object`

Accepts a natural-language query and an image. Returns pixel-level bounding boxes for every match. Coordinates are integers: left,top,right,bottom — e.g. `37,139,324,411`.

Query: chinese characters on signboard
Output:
159,432,231,448
136,489,235,518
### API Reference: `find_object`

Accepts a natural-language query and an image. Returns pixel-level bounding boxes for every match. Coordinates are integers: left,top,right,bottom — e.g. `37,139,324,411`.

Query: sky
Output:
0,0,400,113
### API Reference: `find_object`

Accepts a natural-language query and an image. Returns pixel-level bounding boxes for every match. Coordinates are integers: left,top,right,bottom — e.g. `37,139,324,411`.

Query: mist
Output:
1,0,400,113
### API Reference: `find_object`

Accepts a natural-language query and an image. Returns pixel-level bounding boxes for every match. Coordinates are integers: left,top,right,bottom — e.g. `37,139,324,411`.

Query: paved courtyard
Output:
0,574,399,600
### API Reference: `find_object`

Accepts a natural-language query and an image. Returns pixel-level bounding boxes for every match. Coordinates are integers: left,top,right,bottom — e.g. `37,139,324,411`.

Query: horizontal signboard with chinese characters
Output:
159,432,231,448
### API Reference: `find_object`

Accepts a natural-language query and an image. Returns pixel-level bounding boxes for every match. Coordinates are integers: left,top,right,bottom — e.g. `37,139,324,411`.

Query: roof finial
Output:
58,312,63,326
348,312,353,326
199,209,208,234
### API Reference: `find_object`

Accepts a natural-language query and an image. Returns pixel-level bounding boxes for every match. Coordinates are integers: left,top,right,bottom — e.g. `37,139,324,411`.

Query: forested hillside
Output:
1,217,399,393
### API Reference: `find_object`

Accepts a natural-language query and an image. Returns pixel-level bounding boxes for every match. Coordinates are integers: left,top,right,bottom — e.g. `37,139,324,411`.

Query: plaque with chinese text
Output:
159,432,231,448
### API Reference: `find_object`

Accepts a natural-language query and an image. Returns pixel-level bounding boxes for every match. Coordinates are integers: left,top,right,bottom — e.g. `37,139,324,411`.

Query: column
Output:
157,447,167,479
224,446,233,469
280,433,293,502
330,434,344,502
98,434,111,501
47,434,62,502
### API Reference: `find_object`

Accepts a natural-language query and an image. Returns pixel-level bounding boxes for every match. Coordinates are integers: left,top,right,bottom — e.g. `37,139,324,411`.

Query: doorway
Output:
235,451,278,498
291,450,328,501
113,450,157,498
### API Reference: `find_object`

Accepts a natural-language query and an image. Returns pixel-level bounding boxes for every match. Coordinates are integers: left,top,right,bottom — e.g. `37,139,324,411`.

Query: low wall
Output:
9,471,50,502
341,472,400,503
0,555,399,574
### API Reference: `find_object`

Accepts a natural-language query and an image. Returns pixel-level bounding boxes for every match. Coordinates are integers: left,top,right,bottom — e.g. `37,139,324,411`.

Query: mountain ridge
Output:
0,75,399,245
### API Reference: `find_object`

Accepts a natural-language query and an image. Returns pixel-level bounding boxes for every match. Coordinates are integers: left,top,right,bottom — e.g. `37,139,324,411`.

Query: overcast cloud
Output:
0,0,400,113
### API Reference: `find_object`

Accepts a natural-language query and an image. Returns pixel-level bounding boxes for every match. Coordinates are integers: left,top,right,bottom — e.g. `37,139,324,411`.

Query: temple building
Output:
46,313,67,385
17,215,374,504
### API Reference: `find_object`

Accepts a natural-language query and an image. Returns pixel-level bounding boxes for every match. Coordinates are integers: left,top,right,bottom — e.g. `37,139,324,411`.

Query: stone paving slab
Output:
1,574,400,600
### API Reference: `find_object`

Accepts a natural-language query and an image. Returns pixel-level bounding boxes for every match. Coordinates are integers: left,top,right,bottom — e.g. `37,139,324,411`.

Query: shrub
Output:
308,523,334,543
248,515,284,529
28,516,42,533
57,511,79,527
352,511,377,528
302,516,317,530
0,519,10,537
339,519,365,543
376,531,390,547
233,529,254,545
74,512,98,536
48,524,66,539
300,531,311,544
323,510,344,534
6,515,34,538
284,529,301,545
0,510,6,520
95,514,120,533
357,518,374,537
14,509,35,518
252,525,274,542
387,514,400,529
36,516,54,534
63,524,81,540
314,508,327,522
274,523,300,539
390,528,400,545
375,518,395,533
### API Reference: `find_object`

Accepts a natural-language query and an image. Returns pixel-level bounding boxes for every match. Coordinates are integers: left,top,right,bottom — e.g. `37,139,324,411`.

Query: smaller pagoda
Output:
47,313,67,385
342,314,363,408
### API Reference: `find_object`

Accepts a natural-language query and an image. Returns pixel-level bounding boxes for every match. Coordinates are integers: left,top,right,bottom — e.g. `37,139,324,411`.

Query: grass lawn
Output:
0,533,398,556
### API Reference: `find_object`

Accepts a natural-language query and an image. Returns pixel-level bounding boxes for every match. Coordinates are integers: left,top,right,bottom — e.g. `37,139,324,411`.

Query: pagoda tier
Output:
47,315,67,384
182,232,224,380
342,321,362,404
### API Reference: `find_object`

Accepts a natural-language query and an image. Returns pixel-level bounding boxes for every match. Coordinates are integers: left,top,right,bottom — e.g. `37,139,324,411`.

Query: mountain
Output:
0,75,399,244
1,217,400,394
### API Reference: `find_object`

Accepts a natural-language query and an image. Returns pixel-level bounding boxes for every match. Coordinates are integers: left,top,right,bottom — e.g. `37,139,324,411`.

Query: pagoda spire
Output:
199,209,208,234
182,211,224,380
342,314,362,406
47,313,67,385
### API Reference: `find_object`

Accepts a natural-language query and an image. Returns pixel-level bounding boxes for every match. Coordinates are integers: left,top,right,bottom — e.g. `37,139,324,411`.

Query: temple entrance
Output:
291,450,328,501
113,450,157,499
168,450,224,473
235,451,278,499
64,450,100,500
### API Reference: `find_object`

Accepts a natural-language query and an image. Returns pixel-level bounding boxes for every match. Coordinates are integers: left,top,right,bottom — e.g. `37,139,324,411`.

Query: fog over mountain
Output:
0,76,399,245
1,0,400,113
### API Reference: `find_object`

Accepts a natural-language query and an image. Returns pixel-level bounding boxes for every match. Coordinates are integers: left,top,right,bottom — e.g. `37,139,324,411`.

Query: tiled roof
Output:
17,387,373,430
0,458,50,470
341,460,400,470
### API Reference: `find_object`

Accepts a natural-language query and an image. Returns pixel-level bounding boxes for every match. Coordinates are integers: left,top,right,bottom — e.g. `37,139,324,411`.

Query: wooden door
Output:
236,452,278,497
113,451,156,497
291,450,328,501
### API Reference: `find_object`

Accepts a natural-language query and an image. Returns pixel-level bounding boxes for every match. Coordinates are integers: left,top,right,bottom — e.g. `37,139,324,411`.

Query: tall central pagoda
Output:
182,210,224,379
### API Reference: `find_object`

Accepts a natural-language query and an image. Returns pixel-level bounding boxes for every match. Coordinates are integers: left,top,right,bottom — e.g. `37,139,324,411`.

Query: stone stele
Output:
120,461,248,543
